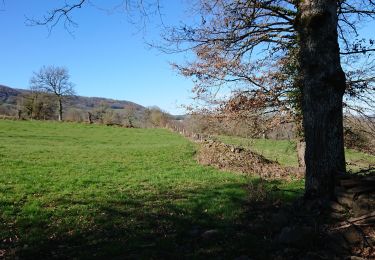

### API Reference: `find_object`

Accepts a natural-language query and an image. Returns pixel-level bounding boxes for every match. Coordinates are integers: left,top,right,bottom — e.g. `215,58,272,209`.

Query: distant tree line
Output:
0,65,175,129
63,103,172,129
11,92,173,129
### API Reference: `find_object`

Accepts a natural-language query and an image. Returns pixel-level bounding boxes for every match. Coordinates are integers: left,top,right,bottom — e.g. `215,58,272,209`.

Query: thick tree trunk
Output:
58,98,63,121
296,0,346,200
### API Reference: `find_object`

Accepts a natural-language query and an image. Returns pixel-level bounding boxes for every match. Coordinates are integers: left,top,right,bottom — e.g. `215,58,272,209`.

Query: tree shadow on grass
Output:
1,179,304,259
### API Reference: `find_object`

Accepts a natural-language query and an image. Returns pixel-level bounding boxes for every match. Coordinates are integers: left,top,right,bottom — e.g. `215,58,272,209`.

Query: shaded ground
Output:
1,179,305,259
196,139,375,259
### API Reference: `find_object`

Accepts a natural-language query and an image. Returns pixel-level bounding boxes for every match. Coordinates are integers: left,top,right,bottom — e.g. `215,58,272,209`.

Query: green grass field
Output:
217,135,375,170
0,120,303,259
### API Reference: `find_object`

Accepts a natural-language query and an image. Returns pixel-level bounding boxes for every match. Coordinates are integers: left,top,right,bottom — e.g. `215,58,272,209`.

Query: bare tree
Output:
30,65,75,121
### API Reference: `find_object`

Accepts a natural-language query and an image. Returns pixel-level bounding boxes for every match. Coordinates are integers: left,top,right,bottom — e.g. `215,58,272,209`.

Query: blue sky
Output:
1,1,374,115
0,0,193,114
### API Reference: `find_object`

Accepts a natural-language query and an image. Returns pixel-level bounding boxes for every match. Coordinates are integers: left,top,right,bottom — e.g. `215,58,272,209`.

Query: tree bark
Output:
296,0,346,200
58,97,63,121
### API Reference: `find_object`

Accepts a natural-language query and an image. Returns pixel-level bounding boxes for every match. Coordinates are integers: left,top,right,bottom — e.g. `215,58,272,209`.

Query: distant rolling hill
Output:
0,84,145,112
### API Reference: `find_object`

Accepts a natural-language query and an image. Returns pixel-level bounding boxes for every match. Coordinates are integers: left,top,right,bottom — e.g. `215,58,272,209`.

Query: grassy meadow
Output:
0,120,303,259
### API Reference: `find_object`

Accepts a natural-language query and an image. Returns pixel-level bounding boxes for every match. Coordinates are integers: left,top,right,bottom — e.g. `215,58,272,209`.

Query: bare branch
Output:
26,0,87,35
